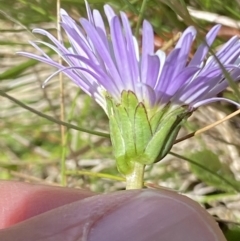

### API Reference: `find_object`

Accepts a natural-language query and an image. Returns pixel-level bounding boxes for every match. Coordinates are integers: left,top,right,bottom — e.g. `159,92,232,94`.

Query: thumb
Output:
0,189,226,241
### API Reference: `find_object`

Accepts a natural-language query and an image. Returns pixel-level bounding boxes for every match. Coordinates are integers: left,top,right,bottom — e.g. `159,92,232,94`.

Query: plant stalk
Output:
125,162,145,190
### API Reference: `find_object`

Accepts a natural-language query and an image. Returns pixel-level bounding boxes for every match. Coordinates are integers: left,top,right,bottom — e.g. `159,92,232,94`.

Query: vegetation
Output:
1,0,240,239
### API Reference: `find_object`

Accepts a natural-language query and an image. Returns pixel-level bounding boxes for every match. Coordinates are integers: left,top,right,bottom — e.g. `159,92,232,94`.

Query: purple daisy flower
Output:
18,1,240,112
18,1,240,187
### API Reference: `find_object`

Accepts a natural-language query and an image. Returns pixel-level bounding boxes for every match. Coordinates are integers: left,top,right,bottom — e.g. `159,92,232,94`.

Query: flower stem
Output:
125,162,145,190
0,90,109,138
134,0,148,40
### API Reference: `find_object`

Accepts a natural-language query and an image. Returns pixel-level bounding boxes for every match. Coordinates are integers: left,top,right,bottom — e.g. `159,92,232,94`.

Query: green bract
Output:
106,90,190,176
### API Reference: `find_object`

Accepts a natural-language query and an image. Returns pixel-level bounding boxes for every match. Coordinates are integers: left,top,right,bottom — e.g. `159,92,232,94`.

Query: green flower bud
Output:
106,90,190,176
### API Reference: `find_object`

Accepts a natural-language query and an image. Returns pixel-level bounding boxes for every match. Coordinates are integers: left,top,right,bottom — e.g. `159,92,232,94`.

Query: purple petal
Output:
172,33,195,79
202,68,240,99
135,83,157,106
155,49,180,94
189,25,221,66
60,16,100,63
204,36,240,70
141,20,154,84
63,53,121,96
145,55,160,89
18,52,95,94
80,18,122,87
84,0,94,23
165,67,199,97
104,4,116,23
192,97,240,108
110,16,134,91
93,10,106,35
92,10,109,51
120,12,139,85
153,50,166,89
173,67,233,103
175,26,196,48
33,28,69,55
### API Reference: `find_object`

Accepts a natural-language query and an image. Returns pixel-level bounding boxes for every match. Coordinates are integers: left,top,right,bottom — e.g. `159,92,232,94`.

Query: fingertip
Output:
0,186,227,241
0,181,94,228
88,189,226,241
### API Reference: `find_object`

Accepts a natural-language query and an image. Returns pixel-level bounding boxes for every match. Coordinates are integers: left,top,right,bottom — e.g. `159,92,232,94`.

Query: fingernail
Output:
88,189,226,241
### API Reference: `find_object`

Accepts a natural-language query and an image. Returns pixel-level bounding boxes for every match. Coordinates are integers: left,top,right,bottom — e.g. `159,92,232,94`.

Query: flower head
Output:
18,1,240,177
18,1,240,112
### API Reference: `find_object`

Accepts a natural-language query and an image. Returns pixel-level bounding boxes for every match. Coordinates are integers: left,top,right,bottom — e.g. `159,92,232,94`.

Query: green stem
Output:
0,90,109,138
134,0,148,40
125,162,145,190
170,151,240,193
61,90,80,186
66,170,125,182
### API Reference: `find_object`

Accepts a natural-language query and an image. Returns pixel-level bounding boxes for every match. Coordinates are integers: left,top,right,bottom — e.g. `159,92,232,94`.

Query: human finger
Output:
0,180,95,228
0,188,226,241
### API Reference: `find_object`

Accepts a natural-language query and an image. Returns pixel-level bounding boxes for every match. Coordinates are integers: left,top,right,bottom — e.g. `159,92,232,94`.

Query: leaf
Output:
150,109,164,134
134,103,152,155
106,94,136,175
224,225,240,241
0,162,18,171
149,106,168,133
108,115,125,160
117,104,135,157
144,113,181,164
0,49,55,81
0,59,38,81
124,91,139,122
189,149,240,192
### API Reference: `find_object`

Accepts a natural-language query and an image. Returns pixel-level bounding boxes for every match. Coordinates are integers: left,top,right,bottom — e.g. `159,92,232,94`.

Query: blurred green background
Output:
0,0,240,239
